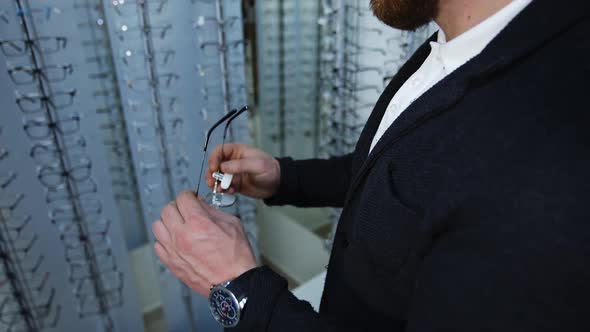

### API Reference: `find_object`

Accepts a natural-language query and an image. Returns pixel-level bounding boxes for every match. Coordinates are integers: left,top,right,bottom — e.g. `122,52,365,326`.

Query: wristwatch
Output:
208,268,256,328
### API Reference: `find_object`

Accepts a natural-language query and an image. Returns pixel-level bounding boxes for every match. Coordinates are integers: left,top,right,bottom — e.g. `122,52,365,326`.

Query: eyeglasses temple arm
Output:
222,105,249,141
202,109,237,151
196,109,238,195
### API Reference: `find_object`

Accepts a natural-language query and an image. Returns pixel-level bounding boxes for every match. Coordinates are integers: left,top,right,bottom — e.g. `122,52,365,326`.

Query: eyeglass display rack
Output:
0,0,144,331
0,73,110,332
1,0,255,331
0,127,62,332
255,0,321,159
101,0,252,331
74,0,148,251
317,0,438,249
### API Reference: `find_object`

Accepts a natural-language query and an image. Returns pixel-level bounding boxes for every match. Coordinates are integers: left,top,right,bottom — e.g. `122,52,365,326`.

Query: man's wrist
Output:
208,266,264,328
222,266,288,331
264,157,296,206
269,157,281,198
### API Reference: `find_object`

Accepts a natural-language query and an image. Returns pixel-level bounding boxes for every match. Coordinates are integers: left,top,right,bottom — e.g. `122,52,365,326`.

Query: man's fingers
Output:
206,143,244,188
154,241,170,261
220,157,263,175
207,143,243,170
152,219,172,246
160,201,184,234
175,190,211,225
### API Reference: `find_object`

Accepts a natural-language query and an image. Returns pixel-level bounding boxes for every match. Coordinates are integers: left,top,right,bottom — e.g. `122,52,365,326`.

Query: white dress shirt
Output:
369,0,532,153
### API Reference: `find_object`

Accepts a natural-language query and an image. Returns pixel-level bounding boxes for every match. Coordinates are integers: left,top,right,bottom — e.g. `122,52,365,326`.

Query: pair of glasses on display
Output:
0,36,67,57
15,89,77,114
196,106,249,208
7,64,73,85
14,5,61,21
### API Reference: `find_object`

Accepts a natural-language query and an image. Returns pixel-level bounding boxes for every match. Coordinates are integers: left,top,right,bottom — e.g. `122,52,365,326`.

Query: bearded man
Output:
152,0,590,330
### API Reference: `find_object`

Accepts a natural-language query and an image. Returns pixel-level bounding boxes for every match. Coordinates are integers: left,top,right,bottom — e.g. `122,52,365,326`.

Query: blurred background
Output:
0,0,435,331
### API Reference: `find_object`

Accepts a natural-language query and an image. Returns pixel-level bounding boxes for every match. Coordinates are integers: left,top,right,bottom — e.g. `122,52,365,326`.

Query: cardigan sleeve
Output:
264,153,354,208
228,266,374,332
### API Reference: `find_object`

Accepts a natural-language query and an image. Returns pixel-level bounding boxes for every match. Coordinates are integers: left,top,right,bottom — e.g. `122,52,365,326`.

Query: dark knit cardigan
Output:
232,0,590,330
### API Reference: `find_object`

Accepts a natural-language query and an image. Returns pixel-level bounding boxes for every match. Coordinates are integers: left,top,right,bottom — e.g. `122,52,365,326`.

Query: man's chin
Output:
370,0,438,31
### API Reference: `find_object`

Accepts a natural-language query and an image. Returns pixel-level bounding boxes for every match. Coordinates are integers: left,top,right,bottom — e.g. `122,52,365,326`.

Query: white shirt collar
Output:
430,0,532,74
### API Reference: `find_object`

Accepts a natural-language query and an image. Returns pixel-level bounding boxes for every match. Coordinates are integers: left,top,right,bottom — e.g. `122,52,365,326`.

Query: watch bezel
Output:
209,284,241,328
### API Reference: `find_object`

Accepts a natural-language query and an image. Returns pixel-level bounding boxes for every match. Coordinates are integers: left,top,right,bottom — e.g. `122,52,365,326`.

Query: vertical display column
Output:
255,0,322,159
74,0,147,250
0,0,144,331
103,0,252,330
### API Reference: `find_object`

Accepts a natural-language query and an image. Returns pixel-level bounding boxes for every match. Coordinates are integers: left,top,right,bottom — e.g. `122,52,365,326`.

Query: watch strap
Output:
227,266,288,331
226,266,260,301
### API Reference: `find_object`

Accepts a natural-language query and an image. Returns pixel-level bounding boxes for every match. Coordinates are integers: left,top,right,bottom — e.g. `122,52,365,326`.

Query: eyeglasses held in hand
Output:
198,106,250,208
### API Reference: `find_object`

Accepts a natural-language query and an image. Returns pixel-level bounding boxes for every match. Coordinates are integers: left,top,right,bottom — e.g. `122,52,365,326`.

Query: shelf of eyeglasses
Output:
33,161,97,196
51,215,125,316
0,2,64,24
0,286,60,331
195,39,245,59
120,72,179,95
0,234,59,330
5,62,73,85
13,89,77,114
98,0,172,18
109,21,175,44
0,35,68,58
108,0,244,16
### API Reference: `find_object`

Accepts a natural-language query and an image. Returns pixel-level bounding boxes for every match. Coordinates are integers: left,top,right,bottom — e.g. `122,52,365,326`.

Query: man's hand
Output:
206,143,280,199
152,190,257,296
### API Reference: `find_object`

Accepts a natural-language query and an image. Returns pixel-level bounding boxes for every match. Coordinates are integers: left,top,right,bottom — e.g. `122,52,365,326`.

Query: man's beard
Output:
370,0,439,31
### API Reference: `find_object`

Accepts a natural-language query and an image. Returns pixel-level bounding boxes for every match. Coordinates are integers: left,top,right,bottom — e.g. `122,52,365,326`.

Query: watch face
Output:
209,287,240,328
